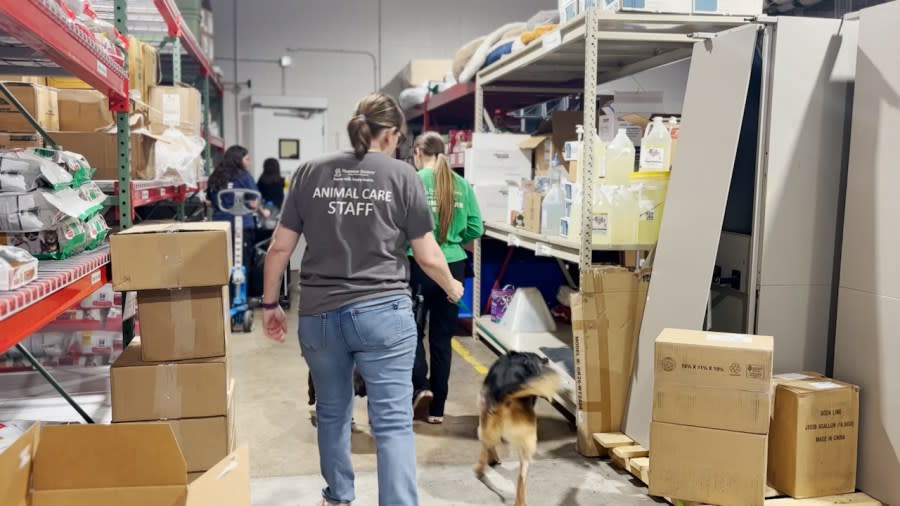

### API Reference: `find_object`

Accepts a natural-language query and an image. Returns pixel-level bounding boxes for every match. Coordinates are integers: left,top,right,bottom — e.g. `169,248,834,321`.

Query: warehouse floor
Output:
233,306,660,505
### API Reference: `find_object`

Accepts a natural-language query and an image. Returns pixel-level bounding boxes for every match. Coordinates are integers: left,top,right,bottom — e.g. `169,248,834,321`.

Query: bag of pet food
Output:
0,151,72,192
490,284,516,323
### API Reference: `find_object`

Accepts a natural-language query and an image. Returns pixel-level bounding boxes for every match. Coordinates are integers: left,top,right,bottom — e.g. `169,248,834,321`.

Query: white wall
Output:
215,0,552,152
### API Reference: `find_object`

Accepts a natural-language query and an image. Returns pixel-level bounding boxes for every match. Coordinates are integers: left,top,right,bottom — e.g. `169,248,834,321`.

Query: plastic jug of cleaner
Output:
575,126,607,185
605,128,636,185
639,116,672,172
667,116,680,170
541,156,567,237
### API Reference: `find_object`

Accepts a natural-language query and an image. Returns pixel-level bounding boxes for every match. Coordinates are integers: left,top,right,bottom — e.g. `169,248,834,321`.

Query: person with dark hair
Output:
261,93,464,506
409,131,483,424
257,158,285,210
207,145,268,297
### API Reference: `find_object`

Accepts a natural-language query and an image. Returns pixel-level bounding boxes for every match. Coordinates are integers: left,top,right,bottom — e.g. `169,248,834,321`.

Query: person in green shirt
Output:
410,131,484,424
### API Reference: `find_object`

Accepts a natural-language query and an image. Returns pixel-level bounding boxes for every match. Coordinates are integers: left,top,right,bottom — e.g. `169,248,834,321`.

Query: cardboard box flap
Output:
116,221,231,236
186,445,250,506
33,424,187,491
519,135,550,150
581,266,643,293
657,328,774,352
0,423,38,506
775,376,858,395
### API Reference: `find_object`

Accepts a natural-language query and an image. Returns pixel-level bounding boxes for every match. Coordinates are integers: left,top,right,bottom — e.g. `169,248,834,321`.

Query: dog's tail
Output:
506,370,563,401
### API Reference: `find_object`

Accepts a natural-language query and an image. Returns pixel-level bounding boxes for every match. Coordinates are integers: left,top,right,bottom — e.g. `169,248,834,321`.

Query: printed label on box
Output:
162,93,181,126
808,381,843,390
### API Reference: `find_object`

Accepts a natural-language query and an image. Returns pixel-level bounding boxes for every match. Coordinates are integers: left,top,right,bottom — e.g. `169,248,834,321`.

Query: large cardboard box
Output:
572,266,648,456
149,85,202,136
768,373,860,498
0,75,48,85
403,59,453,86
0,423,249,506
111,338,229,422
472,184,507,223
649,421,767,506
0,133,42,150
110,222,232,291
57,89,114,132
653,328,774,433
519,135,555,176
765,493,882,505
45,76,92,89
465,133,533,186
137,286,229,362
50,131,156,180
151,383,235,473
0,83,59,133
523,192,544,234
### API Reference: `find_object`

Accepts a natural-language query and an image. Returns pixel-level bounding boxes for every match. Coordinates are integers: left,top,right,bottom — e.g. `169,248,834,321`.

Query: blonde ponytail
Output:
433,153,455,244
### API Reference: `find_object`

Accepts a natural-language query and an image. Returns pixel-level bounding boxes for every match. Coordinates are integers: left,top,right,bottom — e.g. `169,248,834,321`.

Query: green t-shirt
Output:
415,167,484,263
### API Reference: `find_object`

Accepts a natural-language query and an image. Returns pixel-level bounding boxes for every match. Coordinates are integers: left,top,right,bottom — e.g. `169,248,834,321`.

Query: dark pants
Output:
410,258,466,417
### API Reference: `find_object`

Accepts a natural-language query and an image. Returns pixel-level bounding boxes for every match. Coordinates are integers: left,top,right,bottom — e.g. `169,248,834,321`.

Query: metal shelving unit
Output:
470,10,750,418
0,0,220,422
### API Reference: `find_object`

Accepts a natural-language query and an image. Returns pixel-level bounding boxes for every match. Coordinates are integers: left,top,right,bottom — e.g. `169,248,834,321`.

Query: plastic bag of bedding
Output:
399,86,428,111
0,151,73,193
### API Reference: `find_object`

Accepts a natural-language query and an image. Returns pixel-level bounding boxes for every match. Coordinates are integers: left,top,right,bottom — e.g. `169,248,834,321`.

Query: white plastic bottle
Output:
639,116,672,172
542,157,567,237
605,128,636,185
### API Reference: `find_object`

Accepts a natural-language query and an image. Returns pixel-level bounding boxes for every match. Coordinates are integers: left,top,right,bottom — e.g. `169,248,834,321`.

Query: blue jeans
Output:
299,294,419,506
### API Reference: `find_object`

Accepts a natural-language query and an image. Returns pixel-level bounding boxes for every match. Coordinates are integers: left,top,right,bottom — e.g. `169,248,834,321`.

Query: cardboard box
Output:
653,328,773,433
149,85,202,136
110,338,228,422
692,0,762,15
50,131,156,180
765,493,882,505
152,386,234,473
0,423,249,506
110,222,232,291
523,191,543,233
649,421,767,506
137,286,229,362
465,133,533,186
45,76,92,89
0,133,42,150
572,267,648,456
0,76,48,85
57,89,114,132
768,374,860,498
520,135,555,176
0,83,59,133
472,184,507,223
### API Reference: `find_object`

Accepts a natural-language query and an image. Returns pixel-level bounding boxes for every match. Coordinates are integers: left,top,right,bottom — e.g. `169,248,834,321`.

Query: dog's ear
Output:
540,356,550,365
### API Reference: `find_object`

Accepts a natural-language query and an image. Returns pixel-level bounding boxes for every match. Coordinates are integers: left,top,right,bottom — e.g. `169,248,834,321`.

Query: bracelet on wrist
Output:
261,301,280,310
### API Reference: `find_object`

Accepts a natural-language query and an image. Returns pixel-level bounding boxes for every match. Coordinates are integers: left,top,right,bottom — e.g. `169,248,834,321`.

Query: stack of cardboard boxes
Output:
649,328,774,506
0,80,58,149
109,222,235,481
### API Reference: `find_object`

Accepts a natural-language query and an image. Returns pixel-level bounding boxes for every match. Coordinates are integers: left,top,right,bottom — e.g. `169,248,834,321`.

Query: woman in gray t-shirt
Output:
261,93,463,506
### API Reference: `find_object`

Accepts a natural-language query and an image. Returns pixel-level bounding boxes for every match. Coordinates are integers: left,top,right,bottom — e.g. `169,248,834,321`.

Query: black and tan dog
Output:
475,351,562,506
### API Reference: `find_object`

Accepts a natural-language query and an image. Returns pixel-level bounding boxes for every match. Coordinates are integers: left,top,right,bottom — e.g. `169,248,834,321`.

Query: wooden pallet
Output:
593,432,882,506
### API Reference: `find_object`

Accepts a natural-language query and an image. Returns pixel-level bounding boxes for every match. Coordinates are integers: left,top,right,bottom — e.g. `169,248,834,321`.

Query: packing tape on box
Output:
154,363,181,420
170,288,198,357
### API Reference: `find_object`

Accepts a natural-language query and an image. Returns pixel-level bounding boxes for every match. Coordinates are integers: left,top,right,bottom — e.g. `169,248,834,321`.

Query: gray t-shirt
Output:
280,151,434,315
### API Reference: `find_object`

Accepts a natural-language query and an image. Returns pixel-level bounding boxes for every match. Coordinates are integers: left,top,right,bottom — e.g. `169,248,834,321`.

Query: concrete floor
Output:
232,306,660,505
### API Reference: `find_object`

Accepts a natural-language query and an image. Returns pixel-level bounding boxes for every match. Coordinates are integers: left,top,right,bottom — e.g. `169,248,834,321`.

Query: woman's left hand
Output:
260,208,272,219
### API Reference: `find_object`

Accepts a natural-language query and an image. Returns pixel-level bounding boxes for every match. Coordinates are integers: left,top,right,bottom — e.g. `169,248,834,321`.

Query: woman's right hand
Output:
263,306,288,343
446,279,465,304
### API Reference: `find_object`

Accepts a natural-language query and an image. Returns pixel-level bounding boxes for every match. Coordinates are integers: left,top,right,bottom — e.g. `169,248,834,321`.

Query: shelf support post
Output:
472,77,485,332
16,343,95,424
115,0,136,348
580,7,600,281
203,75,211,176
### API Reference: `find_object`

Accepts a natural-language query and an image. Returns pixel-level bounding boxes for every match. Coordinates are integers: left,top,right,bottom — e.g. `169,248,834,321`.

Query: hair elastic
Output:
357,113,366,121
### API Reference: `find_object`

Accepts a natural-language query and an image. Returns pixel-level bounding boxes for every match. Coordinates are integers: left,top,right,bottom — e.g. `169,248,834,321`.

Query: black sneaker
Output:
412,389,434,421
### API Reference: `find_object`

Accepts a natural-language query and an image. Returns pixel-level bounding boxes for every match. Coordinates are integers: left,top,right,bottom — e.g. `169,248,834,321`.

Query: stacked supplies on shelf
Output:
109,221,235,479
0,147,109,259
0,283,125,372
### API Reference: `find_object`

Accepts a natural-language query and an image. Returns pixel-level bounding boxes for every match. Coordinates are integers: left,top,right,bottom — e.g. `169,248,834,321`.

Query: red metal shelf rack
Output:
0,248,111,355
0,0,130,111
153,0,224,94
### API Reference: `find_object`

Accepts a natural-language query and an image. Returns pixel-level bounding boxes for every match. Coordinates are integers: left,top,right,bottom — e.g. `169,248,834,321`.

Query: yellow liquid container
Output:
575,129,607,185
602,185,638,246
629,171,670,244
